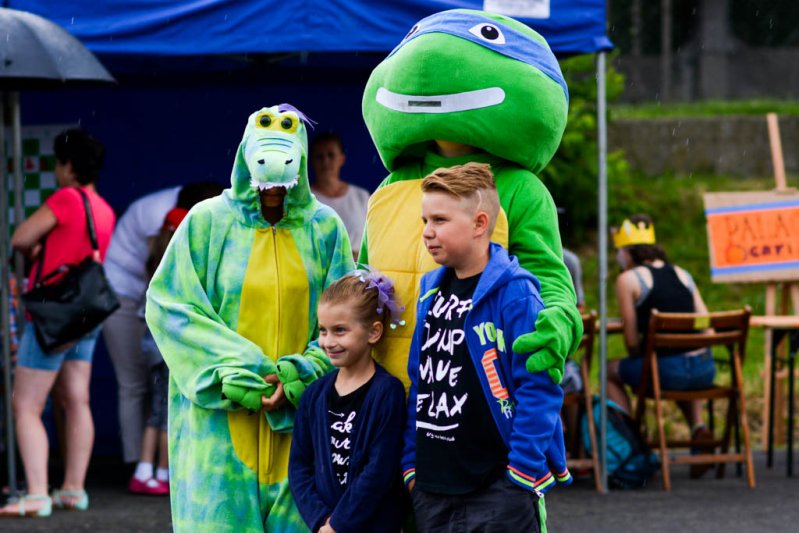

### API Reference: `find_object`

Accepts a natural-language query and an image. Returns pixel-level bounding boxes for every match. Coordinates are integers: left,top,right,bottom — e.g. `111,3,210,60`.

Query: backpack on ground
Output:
581,396,660,489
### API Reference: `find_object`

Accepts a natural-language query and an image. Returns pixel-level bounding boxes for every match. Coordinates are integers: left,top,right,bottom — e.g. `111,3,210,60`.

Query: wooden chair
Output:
563,312,602,492
633,307,755,491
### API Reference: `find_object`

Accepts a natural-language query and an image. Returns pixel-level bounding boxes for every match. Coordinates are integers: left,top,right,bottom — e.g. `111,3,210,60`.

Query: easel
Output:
760,113,799,447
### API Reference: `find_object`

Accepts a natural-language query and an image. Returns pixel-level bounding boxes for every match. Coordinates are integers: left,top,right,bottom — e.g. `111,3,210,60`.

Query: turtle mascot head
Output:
363,9,568,174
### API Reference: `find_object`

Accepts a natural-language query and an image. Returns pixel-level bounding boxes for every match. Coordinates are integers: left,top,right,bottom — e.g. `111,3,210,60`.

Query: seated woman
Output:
607,214,715,466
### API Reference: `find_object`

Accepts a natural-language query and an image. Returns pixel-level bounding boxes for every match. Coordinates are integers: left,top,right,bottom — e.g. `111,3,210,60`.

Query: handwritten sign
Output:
704,190,799,283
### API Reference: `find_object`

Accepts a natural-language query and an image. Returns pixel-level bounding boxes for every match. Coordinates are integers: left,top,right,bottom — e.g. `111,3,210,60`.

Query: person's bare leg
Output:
607,360,633,414
139,427,158,466
157,430,169,470
686,400,714,478
53,361,94,495
0,367,58,513
676,400,704,428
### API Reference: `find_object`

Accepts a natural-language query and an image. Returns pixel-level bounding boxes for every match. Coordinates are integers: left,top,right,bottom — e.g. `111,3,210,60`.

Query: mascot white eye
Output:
468,23,506,45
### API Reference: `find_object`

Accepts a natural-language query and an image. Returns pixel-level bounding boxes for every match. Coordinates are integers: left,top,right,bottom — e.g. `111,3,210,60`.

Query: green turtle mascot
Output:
361,9,583,390
146,104,353,532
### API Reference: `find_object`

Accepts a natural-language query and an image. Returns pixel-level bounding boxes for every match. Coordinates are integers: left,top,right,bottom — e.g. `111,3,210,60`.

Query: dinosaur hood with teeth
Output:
363,9,568,174
227,104,318,228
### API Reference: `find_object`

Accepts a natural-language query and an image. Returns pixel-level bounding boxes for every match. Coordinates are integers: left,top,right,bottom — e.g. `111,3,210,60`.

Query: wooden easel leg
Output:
762,284,777,447
773,283,796,447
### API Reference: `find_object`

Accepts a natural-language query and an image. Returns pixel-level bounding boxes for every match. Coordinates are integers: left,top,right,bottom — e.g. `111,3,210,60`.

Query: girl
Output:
129,206,187,495
289,270,406,533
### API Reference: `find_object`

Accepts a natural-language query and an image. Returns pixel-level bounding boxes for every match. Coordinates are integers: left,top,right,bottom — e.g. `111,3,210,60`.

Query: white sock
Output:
156,467,169,482
134,462,154,482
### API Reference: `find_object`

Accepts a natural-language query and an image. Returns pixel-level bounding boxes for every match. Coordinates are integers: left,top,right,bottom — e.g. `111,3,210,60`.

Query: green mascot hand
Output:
221,383,273,411
513,306,583,385
283,381,306,407
275,361,307,408
518,342,563,385
275,361,300,384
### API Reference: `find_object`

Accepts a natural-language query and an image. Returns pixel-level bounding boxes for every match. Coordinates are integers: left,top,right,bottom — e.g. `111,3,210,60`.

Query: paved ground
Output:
0,451,796,532
1,459,171,532
548,451,799,532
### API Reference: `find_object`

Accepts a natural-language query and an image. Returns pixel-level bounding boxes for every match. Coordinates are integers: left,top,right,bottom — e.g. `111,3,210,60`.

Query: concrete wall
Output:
608,115,799,177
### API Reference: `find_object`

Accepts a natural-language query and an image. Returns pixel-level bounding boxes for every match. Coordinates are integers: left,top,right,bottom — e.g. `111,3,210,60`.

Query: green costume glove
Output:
513,307,582,385
221,382,275,412
276,360,300,383
275,360,307,408
520,345,563,385
275,350,335,408
282,381,306,407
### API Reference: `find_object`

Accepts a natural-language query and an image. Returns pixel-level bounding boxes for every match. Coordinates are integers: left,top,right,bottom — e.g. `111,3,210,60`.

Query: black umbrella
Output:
0,6,115,502
0,7,115,89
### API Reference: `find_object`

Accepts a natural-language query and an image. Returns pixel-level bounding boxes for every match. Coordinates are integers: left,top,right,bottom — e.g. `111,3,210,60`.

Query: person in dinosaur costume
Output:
361,9,582,391
146,104,353,532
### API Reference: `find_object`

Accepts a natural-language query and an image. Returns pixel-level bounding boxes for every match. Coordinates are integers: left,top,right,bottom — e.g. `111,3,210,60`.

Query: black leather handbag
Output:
22,189,120,353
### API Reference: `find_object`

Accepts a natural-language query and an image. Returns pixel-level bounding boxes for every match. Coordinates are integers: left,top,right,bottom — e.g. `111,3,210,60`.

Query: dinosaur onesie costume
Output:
146,105,353,532
361,9,582,390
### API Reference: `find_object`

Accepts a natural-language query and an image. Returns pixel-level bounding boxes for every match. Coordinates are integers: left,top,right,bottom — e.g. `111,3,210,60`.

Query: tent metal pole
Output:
596,51,609,494
0,93,20,500
10,93,26,329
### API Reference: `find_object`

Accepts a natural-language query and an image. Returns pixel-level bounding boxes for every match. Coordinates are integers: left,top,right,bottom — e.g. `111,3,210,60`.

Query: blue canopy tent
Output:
15,0,610,55
8,0,614,491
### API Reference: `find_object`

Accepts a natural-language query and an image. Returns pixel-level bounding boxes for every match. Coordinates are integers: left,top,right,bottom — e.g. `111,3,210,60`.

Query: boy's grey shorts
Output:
411,474,544,533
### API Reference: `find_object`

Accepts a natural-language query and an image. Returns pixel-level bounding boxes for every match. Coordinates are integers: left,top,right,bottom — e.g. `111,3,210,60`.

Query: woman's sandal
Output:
0,494,53,518
51,489,89,511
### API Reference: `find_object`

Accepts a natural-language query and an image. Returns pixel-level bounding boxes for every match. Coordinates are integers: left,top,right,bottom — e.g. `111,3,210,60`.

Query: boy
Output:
403,163,570,533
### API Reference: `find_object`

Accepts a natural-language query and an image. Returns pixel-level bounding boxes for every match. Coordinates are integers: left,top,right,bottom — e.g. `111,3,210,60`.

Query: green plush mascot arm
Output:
146,207,275,411
502,172,583,384
359,226,369,265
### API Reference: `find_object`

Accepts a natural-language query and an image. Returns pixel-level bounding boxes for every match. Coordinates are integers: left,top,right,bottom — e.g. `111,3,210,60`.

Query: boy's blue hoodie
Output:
402,243,572,494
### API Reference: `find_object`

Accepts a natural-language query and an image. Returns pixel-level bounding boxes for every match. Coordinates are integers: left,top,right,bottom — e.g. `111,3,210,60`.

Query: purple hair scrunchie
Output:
352,266,406,328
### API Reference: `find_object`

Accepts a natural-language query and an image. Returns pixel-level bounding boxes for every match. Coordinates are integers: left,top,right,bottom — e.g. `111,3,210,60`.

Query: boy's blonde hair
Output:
421,162,500,234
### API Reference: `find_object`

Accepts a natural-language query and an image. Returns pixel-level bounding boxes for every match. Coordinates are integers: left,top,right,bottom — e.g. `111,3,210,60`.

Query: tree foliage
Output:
540,54,629,243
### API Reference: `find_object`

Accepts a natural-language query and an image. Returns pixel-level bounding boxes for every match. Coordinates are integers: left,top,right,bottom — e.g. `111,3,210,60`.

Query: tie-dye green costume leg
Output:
146,105,354,532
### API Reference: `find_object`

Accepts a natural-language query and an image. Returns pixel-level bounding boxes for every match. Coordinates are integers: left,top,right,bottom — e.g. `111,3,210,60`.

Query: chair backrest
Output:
643,306,752,363
575,311,598,372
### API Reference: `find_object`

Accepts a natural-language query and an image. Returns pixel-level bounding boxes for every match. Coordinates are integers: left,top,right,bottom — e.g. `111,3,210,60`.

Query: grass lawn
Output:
610,99,799,119
570,172,797,445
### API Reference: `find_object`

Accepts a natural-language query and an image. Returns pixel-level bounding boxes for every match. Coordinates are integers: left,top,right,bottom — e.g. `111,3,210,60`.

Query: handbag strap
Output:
33,187,100,285
76,188,100,254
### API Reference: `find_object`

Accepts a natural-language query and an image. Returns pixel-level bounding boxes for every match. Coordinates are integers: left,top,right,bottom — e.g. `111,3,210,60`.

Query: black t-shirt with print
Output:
327,374,374,487
415,271,507,495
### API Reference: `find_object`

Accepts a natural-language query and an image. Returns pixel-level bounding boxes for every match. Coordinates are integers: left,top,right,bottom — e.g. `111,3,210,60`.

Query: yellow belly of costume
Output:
228,227,310,485
367,179,508,392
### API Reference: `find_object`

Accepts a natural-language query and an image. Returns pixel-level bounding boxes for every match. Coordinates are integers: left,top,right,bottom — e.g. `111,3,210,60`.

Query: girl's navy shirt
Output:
289,363,406,533
327,375,374,486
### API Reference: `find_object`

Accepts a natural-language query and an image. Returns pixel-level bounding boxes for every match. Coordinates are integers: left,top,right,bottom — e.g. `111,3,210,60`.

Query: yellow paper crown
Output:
612,219,656,248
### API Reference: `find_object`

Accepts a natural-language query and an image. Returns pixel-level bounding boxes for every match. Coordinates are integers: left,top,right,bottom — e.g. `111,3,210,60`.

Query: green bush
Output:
541,54,628,242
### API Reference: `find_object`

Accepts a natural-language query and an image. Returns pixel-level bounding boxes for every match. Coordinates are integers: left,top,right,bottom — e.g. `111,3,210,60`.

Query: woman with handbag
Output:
0,128,116,517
